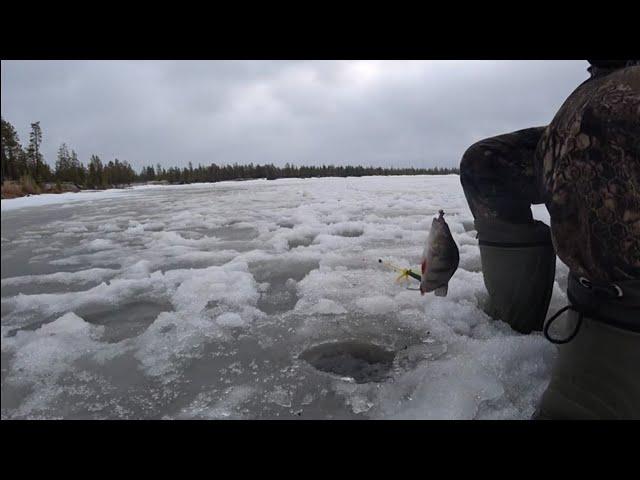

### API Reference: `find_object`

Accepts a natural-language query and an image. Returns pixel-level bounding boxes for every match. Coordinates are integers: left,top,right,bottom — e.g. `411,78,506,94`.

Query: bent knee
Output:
460,139,493,182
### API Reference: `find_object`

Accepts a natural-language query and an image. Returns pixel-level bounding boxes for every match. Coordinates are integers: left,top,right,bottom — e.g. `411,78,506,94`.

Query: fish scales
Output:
420,210,460,296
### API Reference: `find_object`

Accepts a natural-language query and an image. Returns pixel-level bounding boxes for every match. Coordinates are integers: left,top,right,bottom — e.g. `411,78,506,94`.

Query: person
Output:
459,60,640,419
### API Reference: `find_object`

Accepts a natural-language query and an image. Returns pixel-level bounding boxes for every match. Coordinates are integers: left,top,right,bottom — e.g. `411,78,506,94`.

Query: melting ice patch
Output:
1,176,563,419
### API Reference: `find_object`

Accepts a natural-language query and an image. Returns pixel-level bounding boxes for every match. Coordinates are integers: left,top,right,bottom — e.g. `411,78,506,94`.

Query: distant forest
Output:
1,118,460,191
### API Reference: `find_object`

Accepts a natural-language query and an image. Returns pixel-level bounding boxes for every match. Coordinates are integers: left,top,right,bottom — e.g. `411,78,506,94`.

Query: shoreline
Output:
1,174,461,212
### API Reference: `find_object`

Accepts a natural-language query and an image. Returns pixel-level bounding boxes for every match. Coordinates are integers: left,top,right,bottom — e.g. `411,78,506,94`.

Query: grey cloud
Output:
1,60,588,170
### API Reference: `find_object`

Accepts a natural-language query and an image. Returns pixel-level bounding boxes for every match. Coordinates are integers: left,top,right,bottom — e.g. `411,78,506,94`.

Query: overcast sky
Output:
1,60,589,170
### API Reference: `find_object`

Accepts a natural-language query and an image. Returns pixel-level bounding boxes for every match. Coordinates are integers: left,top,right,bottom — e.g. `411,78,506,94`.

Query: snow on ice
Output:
0,176,565,419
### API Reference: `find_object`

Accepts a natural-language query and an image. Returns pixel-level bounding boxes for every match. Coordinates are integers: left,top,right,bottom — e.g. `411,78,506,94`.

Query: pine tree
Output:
70,150,86,185
55,143,71,181
87,154,103,189
1,117,26,182
28,122,44,181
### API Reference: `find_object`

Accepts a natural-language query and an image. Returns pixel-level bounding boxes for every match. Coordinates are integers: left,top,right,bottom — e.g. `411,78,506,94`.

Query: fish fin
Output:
434,285,448,297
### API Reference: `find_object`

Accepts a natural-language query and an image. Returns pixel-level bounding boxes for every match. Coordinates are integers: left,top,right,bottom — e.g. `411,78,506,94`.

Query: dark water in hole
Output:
299,340,395,384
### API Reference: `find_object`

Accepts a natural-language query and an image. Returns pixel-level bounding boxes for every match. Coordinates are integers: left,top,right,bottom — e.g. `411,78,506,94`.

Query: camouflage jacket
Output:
536,64,640,282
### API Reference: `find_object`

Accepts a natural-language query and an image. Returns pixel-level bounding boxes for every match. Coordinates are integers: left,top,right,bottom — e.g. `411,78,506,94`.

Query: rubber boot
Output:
535,311,640,419
533,276,640,420
475,218,556,333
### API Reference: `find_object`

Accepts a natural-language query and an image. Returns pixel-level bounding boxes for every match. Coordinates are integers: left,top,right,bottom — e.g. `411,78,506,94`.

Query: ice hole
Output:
299,340,395,383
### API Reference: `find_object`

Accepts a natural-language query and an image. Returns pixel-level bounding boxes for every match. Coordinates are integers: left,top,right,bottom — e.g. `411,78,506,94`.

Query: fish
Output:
420,210,459,296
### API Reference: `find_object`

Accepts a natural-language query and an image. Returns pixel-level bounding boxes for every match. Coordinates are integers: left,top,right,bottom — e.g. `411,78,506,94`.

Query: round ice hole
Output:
299,340,395,383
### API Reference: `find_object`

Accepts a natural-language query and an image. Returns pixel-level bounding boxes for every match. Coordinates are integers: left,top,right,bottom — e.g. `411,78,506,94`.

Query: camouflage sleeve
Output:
460,126,547,224
536,66,640,282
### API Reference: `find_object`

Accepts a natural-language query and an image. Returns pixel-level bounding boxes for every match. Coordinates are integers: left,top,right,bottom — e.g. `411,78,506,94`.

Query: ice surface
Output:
356,295,398,315
307,299,347,315
1,176,564,419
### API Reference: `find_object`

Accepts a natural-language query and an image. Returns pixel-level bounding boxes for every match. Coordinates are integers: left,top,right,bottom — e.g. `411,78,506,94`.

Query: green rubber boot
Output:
534,275,640,419
475,219,556,334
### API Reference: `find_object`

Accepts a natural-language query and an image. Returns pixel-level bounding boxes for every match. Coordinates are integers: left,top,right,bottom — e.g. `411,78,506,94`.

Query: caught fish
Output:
420,210,459,296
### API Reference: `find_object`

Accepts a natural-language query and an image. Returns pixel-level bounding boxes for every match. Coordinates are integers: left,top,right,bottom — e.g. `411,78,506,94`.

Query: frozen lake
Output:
1,176,567,419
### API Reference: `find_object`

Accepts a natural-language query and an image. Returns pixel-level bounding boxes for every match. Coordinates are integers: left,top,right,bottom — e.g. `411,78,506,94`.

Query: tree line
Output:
138,162,459,184
1,118,136,189
1,117,459,191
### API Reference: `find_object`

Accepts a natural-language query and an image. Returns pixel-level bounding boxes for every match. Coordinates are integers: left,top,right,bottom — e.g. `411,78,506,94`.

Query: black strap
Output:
544,274,640,344
543,305,584,344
